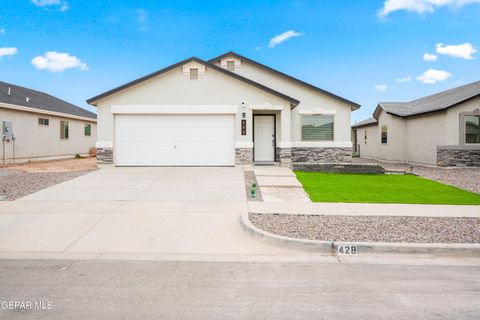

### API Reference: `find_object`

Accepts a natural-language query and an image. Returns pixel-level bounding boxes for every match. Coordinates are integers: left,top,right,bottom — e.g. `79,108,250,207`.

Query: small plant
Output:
250,183,257,199
74,153,85,159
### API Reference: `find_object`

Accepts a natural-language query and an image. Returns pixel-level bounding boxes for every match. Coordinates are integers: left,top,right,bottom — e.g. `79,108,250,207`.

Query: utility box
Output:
2,121,13,141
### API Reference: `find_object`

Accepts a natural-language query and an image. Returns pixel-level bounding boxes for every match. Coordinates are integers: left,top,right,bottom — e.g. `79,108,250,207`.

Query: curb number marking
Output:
337,245,358,255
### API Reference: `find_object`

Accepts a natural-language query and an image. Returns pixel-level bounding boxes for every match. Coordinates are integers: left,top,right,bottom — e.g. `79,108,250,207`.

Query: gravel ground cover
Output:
0,169,94,201
354,157,480,194
249,213,480,243
244,170,263,201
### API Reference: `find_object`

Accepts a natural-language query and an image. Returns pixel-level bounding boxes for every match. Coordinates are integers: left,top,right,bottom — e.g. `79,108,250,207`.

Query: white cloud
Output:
423,53,438,61
268,30,303,48
0,47,17,58
32,0,68,11
379,0,480,17
416,69,451,84
31,51,88,72
136,9,148,31
375,84,388,92
396,76,412,83
435,42,477,59
0,28,5,36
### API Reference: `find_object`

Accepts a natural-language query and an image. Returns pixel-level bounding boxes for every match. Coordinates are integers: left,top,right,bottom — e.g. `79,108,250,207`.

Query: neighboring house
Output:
0,81,97,164
87,52,359,166
352,81,480,167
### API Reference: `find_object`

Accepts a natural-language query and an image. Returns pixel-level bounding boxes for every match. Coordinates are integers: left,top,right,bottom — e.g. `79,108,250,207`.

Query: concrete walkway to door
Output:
0,167,308,261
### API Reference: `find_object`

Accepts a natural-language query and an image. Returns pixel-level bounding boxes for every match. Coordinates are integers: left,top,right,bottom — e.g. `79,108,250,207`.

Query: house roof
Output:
208,51,361,110
86,57,300,106
375,80,480,118
0,81,96,120
351,117,377,128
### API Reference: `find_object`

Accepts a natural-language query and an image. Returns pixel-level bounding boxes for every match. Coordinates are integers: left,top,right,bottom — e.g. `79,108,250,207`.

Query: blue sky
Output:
1,0,479,122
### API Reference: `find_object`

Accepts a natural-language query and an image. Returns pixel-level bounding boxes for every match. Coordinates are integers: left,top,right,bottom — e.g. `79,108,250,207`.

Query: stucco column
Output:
279,107,292,167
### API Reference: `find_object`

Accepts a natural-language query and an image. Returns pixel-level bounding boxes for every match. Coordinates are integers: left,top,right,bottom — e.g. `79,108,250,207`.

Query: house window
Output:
301,115,334,141
381,125,388,144
190,68,198,80
84,124,92,137
60,120,69,140
364,130,367,144
465,115,480,144
38,118,49,126
227,61,235,71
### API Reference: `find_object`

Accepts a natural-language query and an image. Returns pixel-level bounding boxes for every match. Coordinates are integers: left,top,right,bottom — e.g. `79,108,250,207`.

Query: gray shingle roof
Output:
0,81,96,120
351,117,377,128
378,80,480,117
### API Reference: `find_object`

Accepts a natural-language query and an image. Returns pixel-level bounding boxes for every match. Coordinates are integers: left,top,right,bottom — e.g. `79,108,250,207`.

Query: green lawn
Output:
294,172,480,205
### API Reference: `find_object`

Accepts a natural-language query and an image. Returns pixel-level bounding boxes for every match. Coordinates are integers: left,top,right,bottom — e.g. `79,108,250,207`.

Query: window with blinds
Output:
301,115,334,141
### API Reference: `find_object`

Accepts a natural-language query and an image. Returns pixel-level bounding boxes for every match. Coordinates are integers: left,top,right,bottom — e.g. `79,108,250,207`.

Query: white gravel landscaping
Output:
0,169,94,201
249,213,480,243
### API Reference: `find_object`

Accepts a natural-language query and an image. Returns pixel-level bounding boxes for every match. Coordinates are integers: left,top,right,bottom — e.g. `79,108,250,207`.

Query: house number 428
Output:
337,245,358,255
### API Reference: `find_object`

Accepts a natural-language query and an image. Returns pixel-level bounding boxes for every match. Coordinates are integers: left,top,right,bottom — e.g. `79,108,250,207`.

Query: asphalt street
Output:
1,258,479,320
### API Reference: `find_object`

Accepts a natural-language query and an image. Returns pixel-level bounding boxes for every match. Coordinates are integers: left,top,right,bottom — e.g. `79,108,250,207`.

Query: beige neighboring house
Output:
1,81,97,164
87,52,359,167
352,81,480,167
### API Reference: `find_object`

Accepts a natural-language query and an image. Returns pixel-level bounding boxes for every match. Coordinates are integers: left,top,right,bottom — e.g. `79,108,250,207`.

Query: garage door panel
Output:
115,114,235,166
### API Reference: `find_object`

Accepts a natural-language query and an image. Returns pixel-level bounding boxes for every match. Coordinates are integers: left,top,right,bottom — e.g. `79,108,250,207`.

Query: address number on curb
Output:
337,245,358,255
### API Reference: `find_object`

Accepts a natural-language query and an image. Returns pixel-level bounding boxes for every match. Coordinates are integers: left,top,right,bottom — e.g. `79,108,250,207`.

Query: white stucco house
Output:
1,81,97,164
87,52,359,167
352,81,480,167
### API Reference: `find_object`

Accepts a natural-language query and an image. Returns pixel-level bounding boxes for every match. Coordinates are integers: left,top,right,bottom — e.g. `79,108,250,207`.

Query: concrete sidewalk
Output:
248,201,480,217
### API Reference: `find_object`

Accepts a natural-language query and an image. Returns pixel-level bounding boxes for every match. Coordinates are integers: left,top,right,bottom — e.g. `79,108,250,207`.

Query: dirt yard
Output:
0,157,97,201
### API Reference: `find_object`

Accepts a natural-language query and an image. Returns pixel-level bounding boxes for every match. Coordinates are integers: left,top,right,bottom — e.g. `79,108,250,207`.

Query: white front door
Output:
254,115,275,162
115,114,235,166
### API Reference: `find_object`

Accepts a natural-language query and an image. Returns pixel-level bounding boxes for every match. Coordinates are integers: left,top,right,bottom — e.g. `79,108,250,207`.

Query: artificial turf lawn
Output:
294,172,480,205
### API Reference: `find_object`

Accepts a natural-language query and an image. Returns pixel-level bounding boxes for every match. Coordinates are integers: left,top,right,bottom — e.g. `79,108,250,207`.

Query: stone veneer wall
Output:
291,147,352,164
276,147,292,167
235,148,253,165
437,146,480,167
96,147,114,164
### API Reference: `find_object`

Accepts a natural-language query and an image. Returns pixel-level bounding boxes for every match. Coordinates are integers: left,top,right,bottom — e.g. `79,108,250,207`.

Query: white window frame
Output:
60,120,69,140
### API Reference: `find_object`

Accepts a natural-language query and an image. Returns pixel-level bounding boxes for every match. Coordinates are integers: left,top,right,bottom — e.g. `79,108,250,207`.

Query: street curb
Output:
241,211,480,257
240,211,334,254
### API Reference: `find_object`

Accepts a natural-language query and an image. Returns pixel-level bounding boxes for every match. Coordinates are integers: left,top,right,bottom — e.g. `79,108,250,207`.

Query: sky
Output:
1,0,479,123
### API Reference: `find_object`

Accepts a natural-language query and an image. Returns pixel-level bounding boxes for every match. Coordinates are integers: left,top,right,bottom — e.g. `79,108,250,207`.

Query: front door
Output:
254,115,275,162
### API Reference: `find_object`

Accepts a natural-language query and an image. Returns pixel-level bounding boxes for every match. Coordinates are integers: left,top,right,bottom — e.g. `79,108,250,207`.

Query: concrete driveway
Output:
0,167,302,260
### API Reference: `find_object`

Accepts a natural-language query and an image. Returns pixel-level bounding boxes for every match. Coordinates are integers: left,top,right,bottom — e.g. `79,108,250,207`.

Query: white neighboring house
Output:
0,81,97,164
352,81,480,167
87,52,360,167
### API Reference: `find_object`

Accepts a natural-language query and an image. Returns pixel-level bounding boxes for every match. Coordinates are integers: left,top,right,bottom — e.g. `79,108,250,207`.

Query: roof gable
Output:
0,81,96,120
209,51,360,110
87,57,300,106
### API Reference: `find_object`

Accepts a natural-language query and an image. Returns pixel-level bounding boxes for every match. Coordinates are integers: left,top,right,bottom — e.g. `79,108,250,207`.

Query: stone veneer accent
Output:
235,148,253,165
437,146,480,167
292,163,385,174
96,147,114,164
276,147,292,167
291,147,352,164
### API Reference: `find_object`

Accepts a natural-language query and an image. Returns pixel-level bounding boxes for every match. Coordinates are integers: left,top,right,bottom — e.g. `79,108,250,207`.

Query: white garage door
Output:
115,114,235,166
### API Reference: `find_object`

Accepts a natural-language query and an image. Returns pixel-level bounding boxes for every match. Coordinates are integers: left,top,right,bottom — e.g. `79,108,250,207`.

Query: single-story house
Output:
1,81,97,164
352,81,480,167
87,52,360,167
